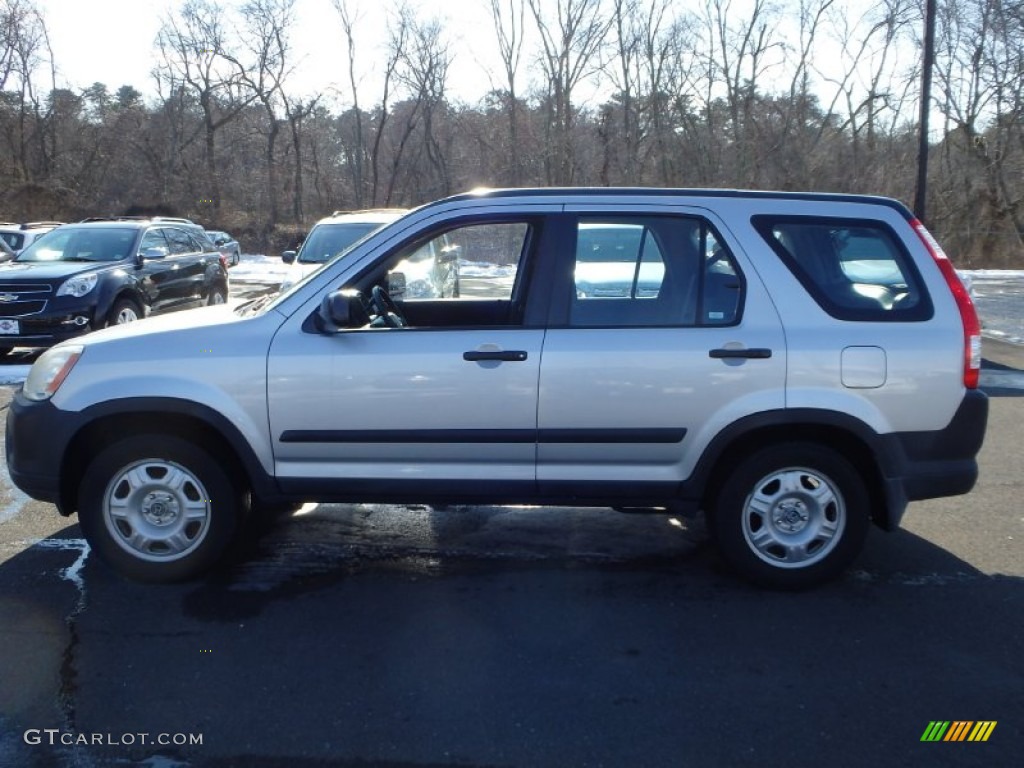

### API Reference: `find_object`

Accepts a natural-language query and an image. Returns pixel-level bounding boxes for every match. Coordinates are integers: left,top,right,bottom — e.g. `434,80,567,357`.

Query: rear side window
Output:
0,232,24,250
753,216,932,321
569,216,744,327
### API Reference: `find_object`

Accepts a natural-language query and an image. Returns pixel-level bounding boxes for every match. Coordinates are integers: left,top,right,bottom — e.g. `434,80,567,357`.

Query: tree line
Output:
1,0,1022,266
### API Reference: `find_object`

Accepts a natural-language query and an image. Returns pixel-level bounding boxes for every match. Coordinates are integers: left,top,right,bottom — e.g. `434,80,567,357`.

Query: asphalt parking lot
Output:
0,374,1021,768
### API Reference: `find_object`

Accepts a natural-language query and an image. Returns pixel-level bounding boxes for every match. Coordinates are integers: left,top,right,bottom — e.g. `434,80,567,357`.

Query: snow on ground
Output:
0,366,30,386
230,253,290,285
964,269,1024,345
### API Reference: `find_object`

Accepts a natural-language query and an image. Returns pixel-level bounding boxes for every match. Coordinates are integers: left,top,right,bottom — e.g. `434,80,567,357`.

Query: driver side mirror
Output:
282,250,297,265
437,245,461,265
315,289,366,333
139,246,168,262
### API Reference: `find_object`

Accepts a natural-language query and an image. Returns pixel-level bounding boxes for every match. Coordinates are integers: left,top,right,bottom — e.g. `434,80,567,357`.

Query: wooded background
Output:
2,0,1022,265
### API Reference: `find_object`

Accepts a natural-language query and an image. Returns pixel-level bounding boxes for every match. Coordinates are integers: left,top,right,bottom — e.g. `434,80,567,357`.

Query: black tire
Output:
0,346,11,358
710,442,869,589
77,435,242,582
106,298,142,327
207,284,228,306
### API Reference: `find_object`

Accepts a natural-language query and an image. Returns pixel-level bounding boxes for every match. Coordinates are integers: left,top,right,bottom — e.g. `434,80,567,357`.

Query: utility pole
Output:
915,0,937,222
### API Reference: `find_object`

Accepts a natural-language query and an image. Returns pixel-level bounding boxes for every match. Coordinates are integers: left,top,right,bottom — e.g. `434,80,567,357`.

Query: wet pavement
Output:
0,272,1021,767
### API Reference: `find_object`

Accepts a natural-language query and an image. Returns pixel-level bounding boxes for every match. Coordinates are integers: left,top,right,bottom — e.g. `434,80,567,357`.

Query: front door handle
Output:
463,350,529,362
709,347,773,359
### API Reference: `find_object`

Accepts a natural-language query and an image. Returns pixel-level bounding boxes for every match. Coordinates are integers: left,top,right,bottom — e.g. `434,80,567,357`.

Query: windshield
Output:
16,227,137,263
297,222,383,264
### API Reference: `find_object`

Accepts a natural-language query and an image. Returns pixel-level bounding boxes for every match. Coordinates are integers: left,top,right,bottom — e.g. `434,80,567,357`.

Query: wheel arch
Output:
58,399,278,517
92,273,146,321
693,410,895,530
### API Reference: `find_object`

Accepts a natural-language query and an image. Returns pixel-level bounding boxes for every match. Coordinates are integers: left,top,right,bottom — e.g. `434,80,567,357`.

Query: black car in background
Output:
0,219,229,356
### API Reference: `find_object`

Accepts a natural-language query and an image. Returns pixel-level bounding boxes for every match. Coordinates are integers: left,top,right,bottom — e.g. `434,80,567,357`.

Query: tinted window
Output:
569,216,743,327
0,232,25,251
139,229,169,256
164,227,199,255
753,216,931,321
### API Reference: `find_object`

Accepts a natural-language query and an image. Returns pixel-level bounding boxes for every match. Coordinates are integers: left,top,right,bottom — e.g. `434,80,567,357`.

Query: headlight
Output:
56,273,98,298
23,345,83,401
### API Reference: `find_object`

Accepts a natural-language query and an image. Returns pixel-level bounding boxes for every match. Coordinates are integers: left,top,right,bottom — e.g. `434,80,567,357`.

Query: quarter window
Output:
753,216,932,321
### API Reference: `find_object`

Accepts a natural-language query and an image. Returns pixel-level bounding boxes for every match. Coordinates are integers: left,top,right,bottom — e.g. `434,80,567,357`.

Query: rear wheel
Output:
710,442,869,589
77,435,241,582
207,284,228,305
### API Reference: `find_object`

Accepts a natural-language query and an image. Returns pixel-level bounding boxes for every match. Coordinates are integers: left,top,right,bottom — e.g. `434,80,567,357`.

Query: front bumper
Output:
0,300,100,348
5,391,86,511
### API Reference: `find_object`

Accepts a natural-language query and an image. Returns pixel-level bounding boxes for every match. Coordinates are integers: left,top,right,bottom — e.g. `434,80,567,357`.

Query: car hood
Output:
279,262,321,292
0,260,119,281
77,304,241,346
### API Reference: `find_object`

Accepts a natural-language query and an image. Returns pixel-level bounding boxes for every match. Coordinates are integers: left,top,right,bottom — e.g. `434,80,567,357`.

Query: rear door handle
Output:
709,347,773,359
463,350,529,362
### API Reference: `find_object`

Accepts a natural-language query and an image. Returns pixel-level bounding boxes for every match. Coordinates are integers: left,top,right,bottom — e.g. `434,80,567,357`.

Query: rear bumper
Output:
878,389,988,529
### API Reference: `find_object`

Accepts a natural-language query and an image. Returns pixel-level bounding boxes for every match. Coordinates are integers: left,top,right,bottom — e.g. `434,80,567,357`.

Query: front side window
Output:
753,216,932,321
568,216,743,327
388,221,530,303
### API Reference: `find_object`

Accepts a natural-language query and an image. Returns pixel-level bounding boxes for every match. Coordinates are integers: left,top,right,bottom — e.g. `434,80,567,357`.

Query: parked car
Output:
0,218,229,357
279,209,407,292
0,221,64,261
82,216,218,252
207,230,241,266
7,188,987,589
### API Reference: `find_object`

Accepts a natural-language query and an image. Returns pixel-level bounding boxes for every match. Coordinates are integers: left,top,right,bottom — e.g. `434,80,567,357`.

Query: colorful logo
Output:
921,721,996,742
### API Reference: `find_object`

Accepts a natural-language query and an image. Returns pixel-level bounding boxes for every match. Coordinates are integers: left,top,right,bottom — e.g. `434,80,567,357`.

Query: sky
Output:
35,0,506,105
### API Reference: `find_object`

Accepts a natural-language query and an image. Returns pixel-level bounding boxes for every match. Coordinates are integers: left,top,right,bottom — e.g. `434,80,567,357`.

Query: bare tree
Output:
235,0,297,227
489,0,527,184
934,0,1024,264
155,0,255,217
527,0,613,184
392,10,453,201
0,0,55,183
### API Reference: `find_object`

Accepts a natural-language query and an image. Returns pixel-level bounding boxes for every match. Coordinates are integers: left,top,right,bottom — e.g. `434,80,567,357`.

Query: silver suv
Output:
6,189,988,588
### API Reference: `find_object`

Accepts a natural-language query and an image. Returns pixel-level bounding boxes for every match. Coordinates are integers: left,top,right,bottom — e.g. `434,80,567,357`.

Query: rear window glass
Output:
752,216,932,321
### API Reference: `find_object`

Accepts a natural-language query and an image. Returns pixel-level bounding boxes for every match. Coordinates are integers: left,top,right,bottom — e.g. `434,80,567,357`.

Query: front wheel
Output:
710,443,869,589
106,299,142,327
77,435,241,582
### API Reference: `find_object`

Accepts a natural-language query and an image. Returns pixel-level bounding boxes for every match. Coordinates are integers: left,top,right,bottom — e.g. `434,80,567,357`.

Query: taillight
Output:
911,219,981,389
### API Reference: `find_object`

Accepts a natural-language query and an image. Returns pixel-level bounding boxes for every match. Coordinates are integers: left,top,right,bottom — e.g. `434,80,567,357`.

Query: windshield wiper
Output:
238,293,275,316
